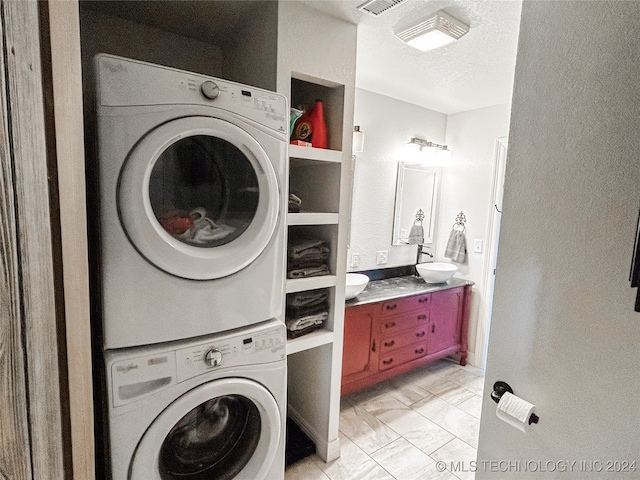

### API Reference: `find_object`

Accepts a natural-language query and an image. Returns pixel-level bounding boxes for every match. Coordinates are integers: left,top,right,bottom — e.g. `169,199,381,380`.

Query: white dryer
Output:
105,320,286,480
94,55,288,349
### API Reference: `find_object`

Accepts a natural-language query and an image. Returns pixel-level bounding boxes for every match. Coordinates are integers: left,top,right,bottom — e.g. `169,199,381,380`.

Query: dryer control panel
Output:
96,54,288,136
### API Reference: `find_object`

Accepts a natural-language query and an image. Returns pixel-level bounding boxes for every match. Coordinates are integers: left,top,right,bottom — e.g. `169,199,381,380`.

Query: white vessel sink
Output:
416,262,458,284
345,273,369,300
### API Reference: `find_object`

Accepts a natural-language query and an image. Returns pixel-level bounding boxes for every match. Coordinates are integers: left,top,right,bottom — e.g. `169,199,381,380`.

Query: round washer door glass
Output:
130,379,282,480
118,116,280,280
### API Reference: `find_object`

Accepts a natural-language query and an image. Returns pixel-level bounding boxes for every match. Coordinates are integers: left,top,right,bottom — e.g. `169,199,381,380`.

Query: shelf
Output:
288,212,339,225
289,144,342,163
286,328,334,356
286,275,337,293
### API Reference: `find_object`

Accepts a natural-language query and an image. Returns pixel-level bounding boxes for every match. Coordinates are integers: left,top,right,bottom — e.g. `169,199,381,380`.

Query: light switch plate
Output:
473,239,483,253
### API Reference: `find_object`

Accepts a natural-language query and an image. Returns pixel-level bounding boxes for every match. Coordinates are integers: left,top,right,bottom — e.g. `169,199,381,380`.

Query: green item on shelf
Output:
289,107,303,137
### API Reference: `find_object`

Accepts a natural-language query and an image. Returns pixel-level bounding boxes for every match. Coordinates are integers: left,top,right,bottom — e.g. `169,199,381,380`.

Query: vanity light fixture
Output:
395,10,469,52
353,125,365,153
407,137,449,154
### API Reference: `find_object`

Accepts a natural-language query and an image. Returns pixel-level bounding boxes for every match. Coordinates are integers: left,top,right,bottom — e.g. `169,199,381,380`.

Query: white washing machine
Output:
105,320,286,480
94,54,288,349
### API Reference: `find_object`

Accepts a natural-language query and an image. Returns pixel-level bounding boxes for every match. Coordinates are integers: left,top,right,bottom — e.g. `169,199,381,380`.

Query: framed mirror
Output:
392,162,440,246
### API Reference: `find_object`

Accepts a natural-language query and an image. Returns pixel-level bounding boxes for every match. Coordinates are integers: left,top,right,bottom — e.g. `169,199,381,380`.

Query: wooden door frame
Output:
44,1,95,478
1,0,65,477
0,1,94,478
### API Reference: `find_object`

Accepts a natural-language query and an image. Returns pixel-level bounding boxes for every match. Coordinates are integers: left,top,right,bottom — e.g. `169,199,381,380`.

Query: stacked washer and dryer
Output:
94,54,289,480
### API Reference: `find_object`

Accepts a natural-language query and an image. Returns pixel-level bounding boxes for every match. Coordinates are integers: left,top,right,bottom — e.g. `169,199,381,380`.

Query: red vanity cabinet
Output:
341,304,376,385
341,285,470,395
428,287,465,354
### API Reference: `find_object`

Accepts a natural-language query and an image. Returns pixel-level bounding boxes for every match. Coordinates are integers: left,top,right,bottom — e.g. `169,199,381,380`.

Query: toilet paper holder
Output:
491,381,539,425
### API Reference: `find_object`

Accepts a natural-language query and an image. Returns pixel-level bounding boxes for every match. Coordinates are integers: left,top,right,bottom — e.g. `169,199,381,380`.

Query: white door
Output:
118,116,280,280
477,2,640,478
131,378,281,480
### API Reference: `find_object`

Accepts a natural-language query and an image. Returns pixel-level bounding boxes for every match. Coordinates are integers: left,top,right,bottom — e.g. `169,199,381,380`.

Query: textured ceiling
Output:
300,0,523,114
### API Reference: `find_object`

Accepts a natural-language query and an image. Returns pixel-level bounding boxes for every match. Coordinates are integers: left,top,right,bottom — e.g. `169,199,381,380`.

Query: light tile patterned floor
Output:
285,358,485,480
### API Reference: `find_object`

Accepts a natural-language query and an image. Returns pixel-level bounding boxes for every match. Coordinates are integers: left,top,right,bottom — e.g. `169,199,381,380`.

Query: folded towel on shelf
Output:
444,229,467,263
287,323,323,339
288,193,302,213
286,311,329,332
286,301,329,319
287,289,329,308
288,254,329,270
287,264,330,279
288,237,330,259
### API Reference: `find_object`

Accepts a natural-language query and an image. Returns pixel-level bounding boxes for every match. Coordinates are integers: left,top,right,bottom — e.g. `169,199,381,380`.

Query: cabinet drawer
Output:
380,293,430,316
378,310,429,335
379,326,429,354
378,343,428,371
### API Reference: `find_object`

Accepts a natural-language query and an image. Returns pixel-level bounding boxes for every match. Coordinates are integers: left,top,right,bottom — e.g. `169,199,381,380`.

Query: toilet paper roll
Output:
496,391,536,432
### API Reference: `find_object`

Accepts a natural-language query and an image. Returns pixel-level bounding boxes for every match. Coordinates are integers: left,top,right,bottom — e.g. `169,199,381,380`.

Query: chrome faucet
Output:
416,244,434,265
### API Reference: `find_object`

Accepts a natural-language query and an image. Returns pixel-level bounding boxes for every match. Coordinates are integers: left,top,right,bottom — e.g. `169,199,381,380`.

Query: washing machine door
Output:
118,116,280,280
131,378,281,480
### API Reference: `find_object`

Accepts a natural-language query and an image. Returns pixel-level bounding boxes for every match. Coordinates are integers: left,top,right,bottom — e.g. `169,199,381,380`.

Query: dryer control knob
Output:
201,81,219,100
204,349,223,367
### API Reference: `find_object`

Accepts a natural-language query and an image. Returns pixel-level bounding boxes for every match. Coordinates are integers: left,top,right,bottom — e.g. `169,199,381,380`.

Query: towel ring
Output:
452,211,466,232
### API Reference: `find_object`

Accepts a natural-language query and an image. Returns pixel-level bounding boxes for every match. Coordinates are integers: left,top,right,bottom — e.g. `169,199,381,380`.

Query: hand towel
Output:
407,223,424,244
444,229,466,263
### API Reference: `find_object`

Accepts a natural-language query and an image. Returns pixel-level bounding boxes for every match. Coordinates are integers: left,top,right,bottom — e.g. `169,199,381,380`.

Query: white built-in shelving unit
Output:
277,4,357,459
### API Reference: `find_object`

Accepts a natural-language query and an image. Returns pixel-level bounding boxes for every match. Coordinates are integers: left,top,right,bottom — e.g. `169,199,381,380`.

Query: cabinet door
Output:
342,306,375,382
428,287,463,354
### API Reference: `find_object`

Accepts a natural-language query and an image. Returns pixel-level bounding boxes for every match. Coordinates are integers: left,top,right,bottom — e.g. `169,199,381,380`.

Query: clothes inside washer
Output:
158,395,261,479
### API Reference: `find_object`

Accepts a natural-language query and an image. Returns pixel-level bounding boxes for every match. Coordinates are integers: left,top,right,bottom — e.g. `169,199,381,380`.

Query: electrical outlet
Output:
400,229,408,239
377,250,388,265
474,239,483,253
351,253,360,268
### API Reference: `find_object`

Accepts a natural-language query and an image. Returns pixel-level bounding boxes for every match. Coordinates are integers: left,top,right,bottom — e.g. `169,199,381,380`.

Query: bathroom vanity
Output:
342,276,472,395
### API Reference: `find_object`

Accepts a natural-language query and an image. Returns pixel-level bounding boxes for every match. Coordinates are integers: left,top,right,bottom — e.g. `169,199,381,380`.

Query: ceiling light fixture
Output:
395,10,469,52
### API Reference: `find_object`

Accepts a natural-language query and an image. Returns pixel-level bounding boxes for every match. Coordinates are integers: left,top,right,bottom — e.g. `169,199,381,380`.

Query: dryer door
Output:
131,378,282,480
118,116,280,280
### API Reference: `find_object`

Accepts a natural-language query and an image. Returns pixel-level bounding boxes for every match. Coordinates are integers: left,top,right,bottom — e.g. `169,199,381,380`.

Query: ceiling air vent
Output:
358,0,406,16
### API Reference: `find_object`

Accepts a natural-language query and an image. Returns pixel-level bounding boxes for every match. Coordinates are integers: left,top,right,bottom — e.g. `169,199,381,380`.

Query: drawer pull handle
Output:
419,297,428,304
384,321,396,329
431,324,436,334
384,340,395,348
382,358,394,365
415,347,425,355
386,304,397,311
417,314,427,320
416,331,426,338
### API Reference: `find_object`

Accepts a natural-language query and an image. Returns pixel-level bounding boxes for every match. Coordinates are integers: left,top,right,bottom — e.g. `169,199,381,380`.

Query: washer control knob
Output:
201,81,219,100
204,349,223,367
